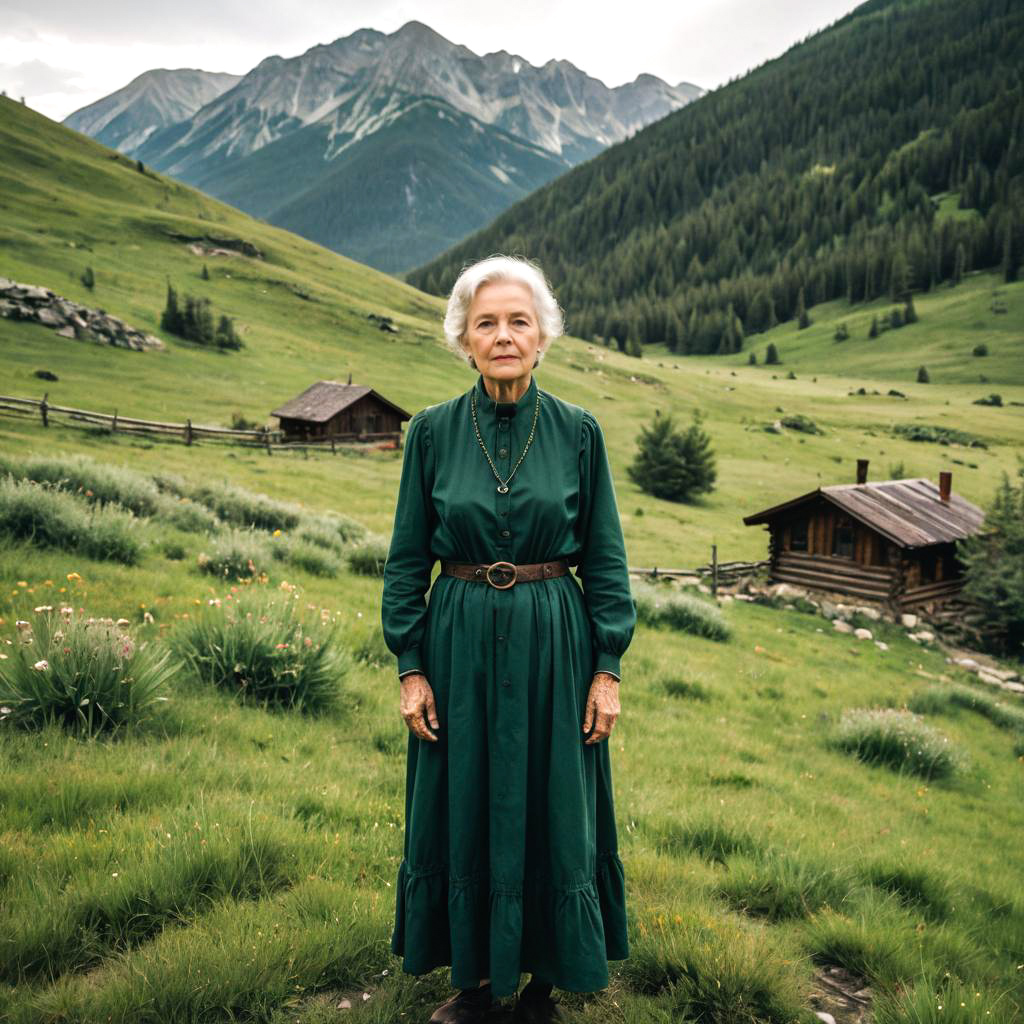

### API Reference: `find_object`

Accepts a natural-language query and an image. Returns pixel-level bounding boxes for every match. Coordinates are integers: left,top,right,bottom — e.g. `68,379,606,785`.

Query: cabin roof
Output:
271,381,411,423
743,478,985,548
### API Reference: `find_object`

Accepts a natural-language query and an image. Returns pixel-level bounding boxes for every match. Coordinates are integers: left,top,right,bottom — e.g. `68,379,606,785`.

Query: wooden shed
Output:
742,460,985,611
271,378,411,445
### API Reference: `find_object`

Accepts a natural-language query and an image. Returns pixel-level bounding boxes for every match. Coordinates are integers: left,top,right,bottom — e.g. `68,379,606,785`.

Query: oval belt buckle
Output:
485,560,518,589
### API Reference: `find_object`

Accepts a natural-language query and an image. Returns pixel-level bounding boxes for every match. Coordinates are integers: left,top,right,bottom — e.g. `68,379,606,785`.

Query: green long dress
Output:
381,371,636,999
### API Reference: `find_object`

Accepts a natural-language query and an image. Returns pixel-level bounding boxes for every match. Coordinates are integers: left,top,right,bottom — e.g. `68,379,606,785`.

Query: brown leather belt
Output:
441,558,570,589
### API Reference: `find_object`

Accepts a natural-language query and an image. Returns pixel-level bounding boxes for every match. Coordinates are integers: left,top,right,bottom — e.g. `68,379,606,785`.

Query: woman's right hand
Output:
399,673,439,742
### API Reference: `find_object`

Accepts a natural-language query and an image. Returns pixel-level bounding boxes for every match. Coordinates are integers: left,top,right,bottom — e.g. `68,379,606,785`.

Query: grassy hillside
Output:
2,91,1024,1024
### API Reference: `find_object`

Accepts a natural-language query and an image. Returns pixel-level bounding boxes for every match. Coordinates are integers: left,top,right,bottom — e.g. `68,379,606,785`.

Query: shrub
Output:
188,482,301,532
829,707,966,779
779,413,821,434
172,587,349,712
972,343,988,357
0,608,174,736
631,579,731,641
0,476,145,565
972,393,1003,406
764,342,780,364
347,535,389,577
0,452,161,517
162,541,187,561
196,526,272,581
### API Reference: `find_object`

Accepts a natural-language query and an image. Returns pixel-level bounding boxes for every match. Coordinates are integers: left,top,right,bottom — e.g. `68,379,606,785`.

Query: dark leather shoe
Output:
429,988,493,1023
512,992,564,1023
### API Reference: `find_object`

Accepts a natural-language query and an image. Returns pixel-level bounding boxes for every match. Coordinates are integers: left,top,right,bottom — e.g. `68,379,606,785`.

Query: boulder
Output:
854,627,873,640
832,619,854,634
854,605,881,621
910,630,935,643
901,613,919,628
874,640,889,650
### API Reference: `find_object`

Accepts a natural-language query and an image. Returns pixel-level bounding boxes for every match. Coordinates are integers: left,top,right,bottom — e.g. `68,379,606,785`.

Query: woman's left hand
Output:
582,671,621,745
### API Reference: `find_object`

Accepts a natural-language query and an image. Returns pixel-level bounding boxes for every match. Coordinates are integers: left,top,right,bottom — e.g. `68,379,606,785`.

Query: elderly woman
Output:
381,255,636,1024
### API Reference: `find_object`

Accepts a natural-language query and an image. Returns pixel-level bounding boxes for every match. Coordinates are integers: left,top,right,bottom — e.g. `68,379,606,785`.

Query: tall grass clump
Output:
873,971,1017,1024
0,451,161,516
0,607,175,736
172,586,349,712
829,707,967,779
152,492,220,533
347,534,389,576
909,682,1024,734
0,476,145,565
188,481,301,532
631,578,731,641
196,526,272,580
269,534,342,578
295,512,366,552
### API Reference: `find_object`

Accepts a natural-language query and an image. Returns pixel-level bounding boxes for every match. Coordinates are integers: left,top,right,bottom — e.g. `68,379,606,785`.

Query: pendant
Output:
497,484,509,493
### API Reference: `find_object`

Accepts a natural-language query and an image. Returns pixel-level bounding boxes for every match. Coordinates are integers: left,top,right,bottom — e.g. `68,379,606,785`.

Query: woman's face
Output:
462,280,544,383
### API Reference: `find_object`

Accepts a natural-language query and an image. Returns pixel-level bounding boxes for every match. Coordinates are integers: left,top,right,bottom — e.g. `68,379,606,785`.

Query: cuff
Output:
594,650,621,679
397,647,424,676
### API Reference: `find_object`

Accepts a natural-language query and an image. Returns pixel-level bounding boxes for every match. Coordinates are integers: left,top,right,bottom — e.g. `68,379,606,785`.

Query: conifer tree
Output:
797,287,810,329
904,293,918,324
160,283,182,335
868,315,879,338
80,266,95,290
765,341,780,364
626,410,716,502
917,365,930,383
201,264,210,281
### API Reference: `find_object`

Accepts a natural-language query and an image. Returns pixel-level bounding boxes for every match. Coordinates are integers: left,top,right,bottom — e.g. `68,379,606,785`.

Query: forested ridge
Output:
408,0,1024,355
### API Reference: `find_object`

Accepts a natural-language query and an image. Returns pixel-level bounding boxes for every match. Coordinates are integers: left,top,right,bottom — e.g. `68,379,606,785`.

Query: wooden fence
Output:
0,394,400,454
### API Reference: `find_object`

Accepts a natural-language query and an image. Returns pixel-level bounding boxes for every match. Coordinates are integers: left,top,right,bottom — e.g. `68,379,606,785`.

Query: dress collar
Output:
473,372,537,418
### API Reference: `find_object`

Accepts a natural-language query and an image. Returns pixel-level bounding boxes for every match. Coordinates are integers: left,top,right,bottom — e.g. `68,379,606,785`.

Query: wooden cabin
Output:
742,460,985,611
271,378,411,445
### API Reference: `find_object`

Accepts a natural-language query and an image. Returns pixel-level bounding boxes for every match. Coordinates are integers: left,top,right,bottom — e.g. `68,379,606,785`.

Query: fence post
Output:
185,418,193,446
40,392,49,428
331,438,336,455
711,543,718,597
263,425,271,456
112,409,118,433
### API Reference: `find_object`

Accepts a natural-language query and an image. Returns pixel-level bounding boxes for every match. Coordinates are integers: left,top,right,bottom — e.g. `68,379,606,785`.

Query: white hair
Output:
442,254,564,366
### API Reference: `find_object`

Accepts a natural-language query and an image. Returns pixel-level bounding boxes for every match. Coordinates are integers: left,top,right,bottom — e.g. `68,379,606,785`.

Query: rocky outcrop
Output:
0,278,165,351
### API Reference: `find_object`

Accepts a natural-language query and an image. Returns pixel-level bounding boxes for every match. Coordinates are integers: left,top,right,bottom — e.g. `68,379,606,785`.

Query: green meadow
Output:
2,95,1024,1023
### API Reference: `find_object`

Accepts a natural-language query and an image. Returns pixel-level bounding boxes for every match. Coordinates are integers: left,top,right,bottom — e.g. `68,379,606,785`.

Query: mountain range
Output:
63,21,703,272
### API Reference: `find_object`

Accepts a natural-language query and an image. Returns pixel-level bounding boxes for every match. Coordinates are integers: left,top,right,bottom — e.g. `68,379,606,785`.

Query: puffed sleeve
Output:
575,408,637,680
381,410,437,678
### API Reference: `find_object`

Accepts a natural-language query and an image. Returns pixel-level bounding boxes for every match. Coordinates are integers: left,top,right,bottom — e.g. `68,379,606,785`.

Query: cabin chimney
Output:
939,470,952,501
856,458,869,484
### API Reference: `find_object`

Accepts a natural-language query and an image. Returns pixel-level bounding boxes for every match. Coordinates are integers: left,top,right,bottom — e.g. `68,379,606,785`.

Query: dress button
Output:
502,678,511,687
498,447,508,457
497,634,506,642
499,421,508,430
500,529,510,537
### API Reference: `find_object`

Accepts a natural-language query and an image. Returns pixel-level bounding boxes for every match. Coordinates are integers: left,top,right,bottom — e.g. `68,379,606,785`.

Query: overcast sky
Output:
2,0,861,123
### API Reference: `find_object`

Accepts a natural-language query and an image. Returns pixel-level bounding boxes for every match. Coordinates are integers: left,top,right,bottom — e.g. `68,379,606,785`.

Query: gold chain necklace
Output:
470,384,541,493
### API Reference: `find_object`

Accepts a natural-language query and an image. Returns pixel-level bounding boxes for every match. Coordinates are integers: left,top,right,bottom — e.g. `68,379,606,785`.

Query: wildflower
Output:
275,642,289,649
116,618,130,627
33,659,49,671
66,572,82,582
143,611,154,625
60,606,73,619
15,621,33,642
17,581,27,588
34,605,53,613
273,529,282,537
207,598,222,607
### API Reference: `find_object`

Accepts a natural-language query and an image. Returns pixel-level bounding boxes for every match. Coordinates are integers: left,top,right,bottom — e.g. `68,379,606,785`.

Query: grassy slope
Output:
1,95,1024,1022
